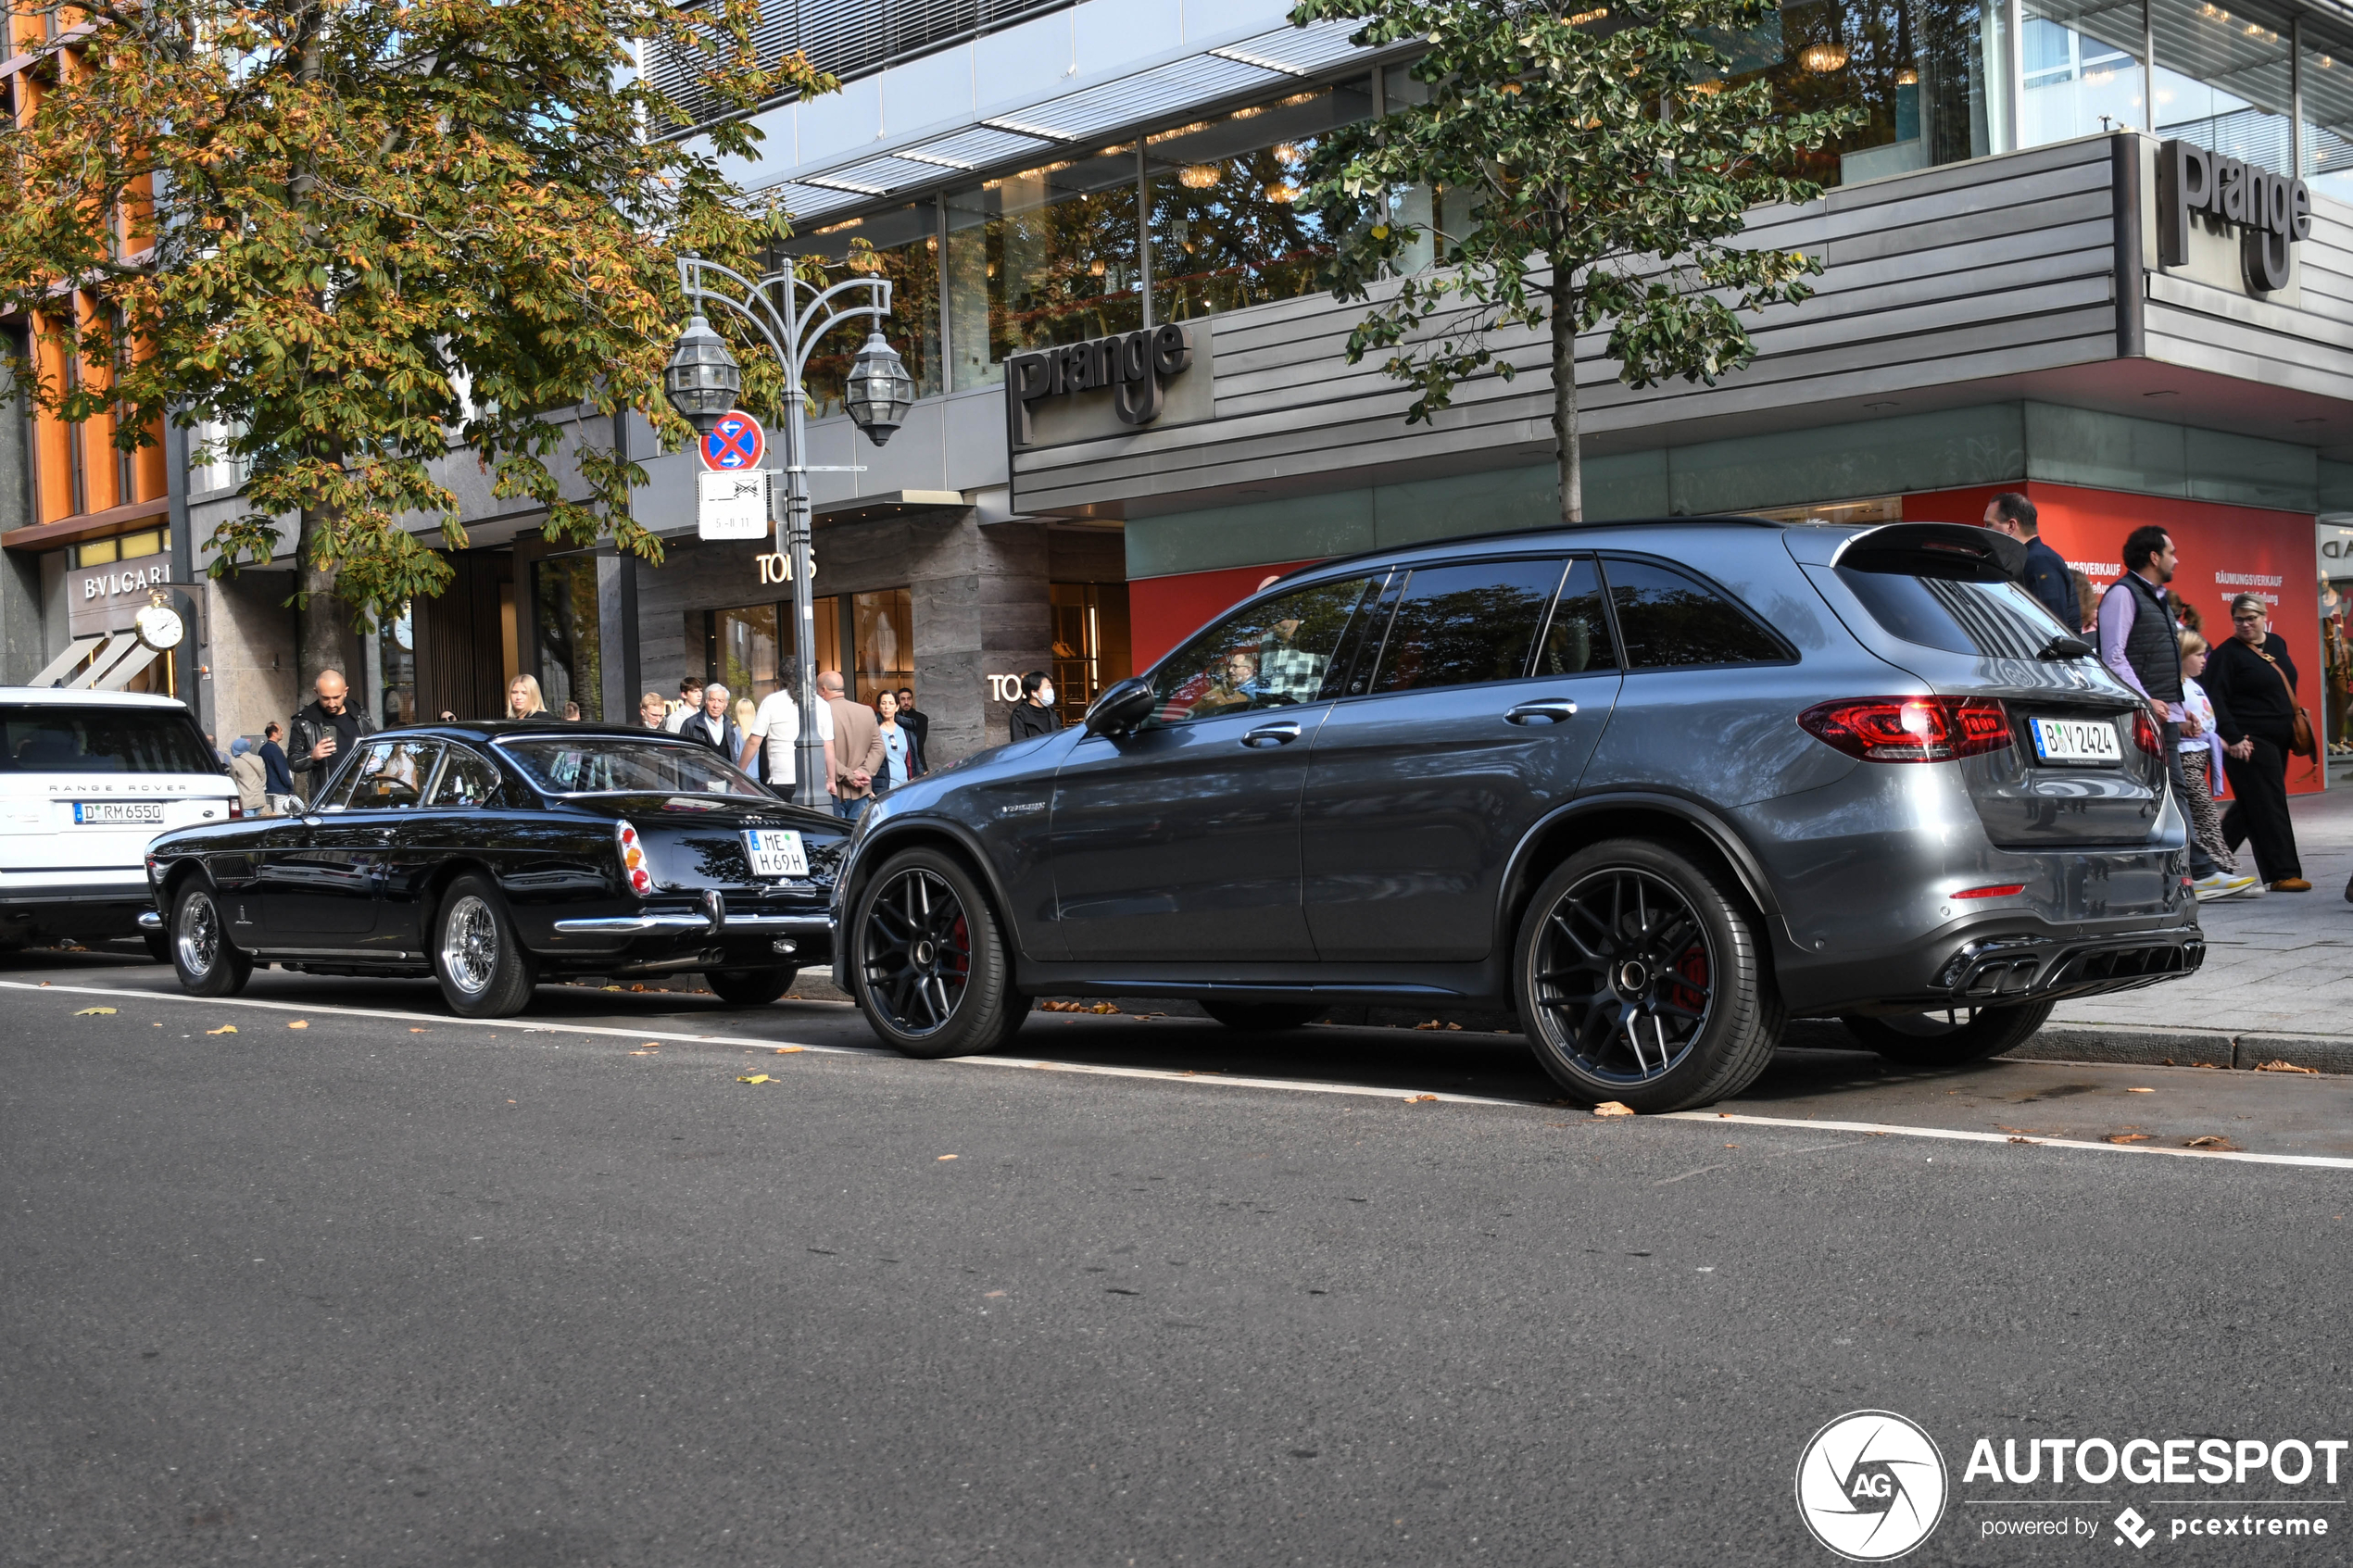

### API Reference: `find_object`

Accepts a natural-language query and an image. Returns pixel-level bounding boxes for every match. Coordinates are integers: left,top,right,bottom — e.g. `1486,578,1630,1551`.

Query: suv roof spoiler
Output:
1829,521,2024,583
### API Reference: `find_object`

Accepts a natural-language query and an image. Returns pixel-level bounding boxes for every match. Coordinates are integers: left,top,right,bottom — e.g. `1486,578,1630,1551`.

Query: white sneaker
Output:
2193,872,2259,901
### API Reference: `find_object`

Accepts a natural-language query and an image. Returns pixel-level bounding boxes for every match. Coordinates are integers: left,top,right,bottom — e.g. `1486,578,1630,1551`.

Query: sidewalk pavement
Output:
2021,780,2353,1073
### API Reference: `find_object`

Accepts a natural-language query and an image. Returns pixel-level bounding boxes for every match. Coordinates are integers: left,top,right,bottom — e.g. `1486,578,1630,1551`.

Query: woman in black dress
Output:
2202,594,2309,891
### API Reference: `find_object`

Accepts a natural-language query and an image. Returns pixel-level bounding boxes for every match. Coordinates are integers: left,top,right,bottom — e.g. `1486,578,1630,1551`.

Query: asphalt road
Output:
6,953,2352,1566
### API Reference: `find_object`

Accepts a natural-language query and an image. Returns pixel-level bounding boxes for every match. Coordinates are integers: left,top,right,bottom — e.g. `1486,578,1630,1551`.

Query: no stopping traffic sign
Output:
699,411,766,471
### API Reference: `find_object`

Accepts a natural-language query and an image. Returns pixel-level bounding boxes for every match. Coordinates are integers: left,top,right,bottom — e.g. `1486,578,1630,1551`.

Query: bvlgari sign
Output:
2158,138,2310,295
1006,323,1192,446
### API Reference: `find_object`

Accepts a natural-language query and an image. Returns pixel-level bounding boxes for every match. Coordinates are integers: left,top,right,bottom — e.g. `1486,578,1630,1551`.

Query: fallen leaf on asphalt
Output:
983,1290,1005,1298
1412,1019,1462,1031
1404,1093,1438,1104
937,1154,958,1160
628,1050,652,1057
736,1073,773,1085
602,985,623,992
1089,1002,1118,1014
2126,1086,2153,1093
206,1025,235,1035
774,1046,804,1054
72,1007,116,1016
2184,1135,2239,1149
2007,1136,2035,1145
286,1021,308,1030
2107,1133,2152,1144
1593,1101,1635,1118
630,984,647,992
2255,1060,2320,1073
409,1028,428,1034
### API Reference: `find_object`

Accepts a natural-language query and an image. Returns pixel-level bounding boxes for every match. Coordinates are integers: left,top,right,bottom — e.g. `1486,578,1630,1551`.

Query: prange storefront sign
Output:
1006,323,1191,446
2158,138,2311,295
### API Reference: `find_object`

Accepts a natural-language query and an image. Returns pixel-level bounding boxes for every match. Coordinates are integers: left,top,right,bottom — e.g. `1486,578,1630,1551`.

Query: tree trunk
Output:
1549,268,1580,525
296,508,345,696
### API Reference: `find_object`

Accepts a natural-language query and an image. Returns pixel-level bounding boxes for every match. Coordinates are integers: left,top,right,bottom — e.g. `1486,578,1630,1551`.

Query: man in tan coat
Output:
819,670,883,821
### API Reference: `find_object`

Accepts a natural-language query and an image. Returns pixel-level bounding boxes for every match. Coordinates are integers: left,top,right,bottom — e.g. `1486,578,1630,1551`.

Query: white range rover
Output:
0,689,237,954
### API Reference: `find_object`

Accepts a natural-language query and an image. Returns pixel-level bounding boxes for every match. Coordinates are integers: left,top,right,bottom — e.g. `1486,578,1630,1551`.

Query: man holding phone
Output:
286,670,376,797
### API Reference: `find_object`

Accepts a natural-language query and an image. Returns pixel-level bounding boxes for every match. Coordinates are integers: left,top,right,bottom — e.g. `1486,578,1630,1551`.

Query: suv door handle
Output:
1505,699,1579,725
1241,721,1302,747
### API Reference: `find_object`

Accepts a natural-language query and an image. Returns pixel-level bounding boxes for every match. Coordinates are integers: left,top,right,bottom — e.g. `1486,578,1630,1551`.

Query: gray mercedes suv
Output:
831,519,2201,1112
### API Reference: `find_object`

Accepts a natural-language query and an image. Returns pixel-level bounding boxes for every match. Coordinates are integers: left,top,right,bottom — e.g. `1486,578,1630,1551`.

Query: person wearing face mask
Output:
1008,671,1062,744
2203,593,2310,892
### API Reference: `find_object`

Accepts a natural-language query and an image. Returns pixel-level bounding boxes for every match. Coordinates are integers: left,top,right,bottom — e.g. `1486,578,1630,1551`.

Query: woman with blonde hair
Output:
506,673,547,719
2175,633,2241,884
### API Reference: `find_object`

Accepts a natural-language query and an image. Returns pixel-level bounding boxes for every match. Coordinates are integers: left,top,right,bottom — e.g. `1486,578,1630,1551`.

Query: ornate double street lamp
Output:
664,255,915,810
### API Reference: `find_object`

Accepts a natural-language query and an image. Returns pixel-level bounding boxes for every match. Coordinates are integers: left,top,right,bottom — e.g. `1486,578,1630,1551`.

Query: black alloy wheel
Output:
704,967,797,1007
432,873,539,1018
1516,838,1783,1113
170,882,252,997
1840,1000,2056,1069
1202,1001,1324,1033
852,847,1024,1059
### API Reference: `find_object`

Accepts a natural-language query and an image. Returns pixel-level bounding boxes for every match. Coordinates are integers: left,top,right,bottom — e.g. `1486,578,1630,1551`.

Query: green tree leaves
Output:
1289,0,1857,521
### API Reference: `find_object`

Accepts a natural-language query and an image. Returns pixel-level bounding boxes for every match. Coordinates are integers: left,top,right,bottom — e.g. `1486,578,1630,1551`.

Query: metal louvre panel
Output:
1002,53,1277,140
902,125,1056,168
770,182,872,220
1219,17,1373,74
811,155,963,190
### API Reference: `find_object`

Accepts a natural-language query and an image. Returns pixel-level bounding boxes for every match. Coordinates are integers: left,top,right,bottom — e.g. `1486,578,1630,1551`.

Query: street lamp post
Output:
664,255,914,812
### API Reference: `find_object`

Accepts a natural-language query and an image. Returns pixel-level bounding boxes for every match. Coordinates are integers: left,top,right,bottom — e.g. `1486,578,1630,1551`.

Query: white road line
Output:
13,978,2353,1172
1664,1110,2353,1171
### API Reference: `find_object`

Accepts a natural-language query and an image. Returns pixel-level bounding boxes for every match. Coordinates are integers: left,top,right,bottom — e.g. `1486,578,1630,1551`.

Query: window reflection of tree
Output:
1151,143,1330,320
985,179,1144,358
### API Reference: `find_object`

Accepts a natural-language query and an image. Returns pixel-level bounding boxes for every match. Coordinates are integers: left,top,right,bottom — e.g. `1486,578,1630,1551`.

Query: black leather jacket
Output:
286,698,378,785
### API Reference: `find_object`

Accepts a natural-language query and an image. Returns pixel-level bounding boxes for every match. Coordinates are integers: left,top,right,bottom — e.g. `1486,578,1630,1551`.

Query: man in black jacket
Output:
287,670,376,798
2204,594,2309,891
1983,493,2077,631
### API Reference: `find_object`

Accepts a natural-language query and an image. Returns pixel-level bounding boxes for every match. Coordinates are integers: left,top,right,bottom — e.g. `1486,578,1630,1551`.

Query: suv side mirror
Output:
1085,677,1155,737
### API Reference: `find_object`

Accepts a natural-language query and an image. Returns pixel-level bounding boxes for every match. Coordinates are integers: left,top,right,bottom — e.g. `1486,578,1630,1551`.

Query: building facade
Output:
14,0,2353,785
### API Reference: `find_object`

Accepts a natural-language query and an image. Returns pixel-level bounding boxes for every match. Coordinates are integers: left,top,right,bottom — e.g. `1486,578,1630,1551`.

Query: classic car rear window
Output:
0,705,218,774
1833,568,2070,661
500,735,769,797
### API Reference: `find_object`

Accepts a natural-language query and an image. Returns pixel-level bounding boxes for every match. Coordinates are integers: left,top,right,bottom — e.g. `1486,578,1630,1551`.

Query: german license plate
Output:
742,828,809,878
73,801,163,824
2029,717,2122,765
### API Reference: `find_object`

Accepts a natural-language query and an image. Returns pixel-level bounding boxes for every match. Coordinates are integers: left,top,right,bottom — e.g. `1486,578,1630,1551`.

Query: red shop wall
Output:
1908,483,2324,794
1130,559,1322,669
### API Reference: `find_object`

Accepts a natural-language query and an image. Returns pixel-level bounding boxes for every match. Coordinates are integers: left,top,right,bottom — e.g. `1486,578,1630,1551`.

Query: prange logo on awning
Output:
2158,138,2311,294
1006,323,1190,445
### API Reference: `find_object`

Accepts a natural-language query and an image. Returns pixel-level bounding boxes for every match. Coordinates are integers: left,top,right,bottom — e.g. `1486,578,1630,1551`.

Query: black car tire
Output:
171,882,252,997
142,931,170,964
851,847,1025,1060
705,967,796,1006
1841,1000,2056,1069
1202,1001,1323,1033
1515,837,1783,1114
432,874,539,1018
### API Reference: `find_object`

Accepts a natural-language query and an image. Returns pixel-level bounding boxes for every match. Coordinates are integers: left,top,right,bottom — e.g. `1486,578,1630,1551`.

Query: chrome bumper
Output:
552,912,832,935
136,910,162,933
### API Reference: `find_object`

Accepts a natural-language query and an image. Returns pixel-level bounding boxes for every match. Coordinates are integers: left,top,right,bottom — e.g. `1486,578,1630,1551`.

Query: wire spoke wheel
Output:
176,889,220,978
1529,867,1717,1086
862,867,973,1038
440,894,500,997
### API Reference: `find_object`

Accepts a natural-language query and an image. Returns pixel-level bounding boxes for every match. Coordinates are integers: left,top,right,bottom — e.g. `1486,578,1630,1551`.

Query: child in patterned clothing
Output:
2177,633,2240,880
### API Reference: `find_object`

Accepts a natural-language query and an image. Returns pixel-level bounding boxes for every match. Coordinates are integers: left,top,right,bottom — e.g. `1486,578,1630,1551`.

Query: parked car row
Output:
4,514,2204,1111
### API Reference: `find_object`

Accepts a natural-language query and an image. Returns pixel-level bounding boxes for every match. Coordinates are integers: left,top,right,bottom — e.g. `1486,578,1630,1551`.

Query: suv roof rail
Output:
1263,514,1793,588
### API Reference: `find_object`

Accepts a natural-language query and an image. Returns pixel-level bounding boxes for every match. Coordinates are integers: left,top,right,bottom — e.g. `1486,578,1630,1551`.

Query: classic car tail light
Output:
228,799,244,820
1797,697,2013,763
616,820,653,896
2132,708,2164,757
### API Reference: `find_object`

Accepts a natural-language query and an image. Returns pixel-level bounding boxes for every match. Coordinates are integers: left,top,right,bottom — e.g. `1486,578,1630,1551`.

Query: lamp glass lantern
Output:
843,331,915,447
663,315,743,435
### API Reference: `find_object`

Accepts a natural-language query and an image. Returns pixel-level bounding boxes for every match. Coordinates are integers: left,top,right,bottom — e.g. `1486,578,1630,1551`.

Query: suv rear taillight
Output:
616,820,653,896
2132,709,2164,757
1798,697,2013,763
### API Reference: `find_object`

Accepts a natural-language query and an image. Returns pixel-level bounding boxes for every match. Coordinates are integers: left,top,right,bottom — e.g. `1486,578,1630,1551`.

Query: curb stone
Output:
2007,1024,2353,1075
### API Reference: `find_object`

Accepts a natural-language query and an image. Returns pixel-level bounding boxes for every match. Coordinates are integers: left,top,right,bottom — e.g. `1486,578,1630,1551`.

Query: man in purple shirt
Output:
2097,526,2253,898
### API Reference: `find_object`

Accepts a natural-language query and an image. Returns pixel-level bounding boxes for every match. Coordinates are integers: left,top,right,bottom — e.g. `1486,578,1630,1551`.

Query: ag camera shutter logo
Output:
1795,1411,1948,1561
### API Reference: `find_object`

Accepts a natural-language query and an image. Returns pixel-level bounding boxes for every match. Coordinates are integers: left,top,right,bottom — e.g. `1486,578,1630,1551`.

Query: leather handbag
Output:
2257,647,2317,759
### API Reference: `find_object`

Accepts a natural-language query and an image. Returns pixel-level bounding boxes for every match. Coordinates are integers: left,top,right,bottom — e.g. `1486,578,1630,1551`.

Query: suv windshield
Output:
0,705,217,774
1833,568,2070,660
499,735,769,797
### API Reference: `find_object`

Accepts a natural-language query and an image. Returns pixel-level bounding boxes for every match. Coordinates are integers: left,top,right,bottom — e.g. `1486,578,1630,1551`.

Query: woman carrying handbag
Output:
2203,594,2310,892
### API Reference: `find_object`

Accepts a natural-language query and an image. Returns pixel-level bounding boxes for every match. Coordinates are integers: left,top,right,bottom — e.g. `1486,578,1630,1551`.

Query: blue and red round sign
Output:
699,410,766,472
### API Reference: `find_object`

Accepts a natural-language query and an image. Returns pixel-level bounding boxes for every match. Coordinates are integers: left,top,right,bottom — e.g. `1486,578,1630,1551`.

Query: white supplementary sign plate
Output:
742,828,809,878
74,801,163,824
2030,716,2122,764
698,470,772,541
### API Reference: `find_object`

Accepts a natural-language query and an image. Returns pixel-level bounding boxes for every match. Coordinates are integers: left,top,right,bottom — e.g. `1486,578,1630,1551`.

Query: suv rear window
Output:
0,705,218,774
1833,568,2068,660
